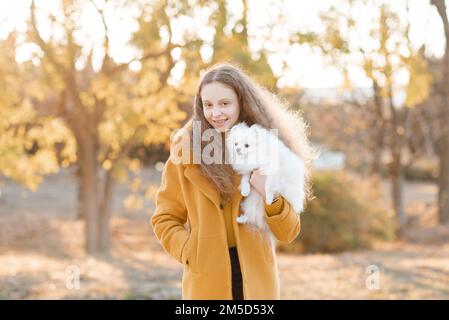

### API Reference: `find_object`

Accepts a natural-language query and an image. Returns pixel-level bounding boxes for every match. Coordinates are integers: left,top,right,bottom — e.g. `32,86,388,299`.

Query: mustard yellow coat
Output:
151,149,301,300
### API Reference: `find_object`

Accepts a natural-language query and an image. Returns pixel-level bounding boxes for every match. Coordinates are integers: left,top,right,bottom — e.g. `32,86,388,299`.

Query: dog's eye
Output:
244,144,249,148
234,142,237,146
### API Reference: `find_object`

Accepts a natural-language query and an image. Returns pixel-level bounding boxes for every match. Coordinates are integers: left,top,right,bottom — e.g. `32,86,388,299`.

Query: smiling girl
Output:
151,63,315,300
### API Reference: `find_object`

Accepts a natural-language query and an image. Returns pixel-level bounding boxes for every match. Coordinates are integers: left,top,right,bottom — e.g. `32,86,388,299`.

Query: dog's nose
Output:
236,147,241,152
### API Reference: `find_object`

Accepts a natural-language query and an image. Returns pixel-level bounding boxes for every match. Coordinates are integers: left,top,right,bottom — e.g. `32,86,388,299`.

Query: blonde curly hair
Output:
176,62,317,205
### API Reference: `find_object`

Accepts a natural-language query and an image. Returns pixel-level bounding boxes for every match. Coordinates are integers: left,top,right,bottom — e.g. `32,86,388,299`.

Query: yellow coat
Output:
151,148,301,300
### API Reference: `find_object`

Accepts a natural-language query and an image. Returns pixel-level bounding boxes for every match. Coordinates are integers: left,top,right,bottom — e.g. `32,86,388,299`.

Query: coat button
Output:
219,203,224,210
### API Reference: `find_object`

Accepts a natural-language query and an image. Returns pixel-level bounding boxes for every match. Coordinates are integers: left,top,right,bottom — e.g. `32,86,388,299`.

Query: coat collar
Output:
183,164,243,210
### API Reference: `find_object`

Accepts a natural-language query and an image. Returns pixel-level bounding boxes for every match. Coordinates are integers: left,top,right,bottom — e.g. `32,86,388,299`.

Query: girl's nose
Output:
212,109,221,117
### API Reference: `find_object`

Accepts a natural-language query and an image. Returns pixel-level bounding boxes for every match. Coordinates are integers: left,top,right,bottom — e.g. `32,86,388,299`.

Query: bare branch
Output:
104,124,147,169
107,43,180,75
30,0,67,76
90,0,111,73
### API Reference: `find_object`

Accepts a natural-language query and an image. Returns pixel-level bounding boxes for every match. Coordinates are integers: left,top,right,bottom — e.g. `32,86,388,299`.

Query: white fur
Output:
226,122,306,248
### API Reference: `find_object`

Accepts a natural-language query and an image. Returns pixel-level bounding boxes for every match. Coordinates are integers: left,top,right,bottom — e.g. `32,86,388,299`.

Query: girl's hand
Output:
249,169,279,203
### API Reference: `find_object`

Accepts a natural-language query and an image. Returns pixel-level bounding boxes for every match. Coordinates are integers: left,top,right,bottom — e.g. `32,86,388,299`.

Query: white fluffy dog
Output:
226,122,306,245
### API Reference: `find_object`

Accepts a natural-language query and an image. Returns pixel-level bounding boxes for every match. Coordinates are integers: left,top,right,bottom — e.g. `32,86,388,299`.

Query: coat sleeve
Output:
264,197,285,216
263,197,301,243
151,155,189,264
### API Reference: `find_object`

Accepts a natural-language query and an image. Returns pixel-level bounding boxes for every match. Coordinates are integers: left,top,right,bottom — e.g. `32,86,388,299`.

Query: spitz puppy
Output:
226,122,306,246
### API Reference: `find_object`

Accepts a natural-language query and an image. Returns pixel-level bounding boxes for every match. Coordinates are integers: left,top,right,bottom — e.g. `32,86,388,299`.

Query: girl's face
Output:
201,82,240,133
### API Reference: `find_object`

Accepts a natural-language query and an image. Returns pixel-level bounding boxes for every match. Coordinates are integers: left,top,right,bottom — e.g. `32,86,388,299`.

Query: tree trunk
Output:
431,0,449,225
371,128,384,176
78,136,102,254
77,137,116,254
371,81,386,177
390,152,407,237
76,161,85,220
438,136,449,224
98,170,115,252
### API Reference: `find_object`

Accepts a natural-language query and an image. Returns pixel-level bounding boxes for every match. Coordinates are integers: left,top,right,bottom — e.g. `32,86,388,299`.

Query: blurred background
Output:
1,0,449,299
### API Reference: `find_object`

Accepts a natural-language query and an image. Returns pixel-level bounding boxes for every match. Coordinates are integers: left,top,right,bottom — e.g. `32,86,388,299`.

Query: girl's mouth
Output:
212,118,229,127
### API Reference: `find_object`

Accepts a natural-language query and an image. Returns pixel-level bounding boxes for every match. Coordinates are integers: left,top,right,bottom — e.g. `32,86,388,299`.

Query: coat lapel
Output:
231,173,243,217
184,164,221,207
184,164,243,212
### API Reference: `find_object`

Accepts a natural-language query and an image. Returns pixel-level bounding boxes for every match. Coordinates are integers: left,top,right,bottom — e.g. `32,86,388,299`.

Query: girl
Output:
151,63,315,300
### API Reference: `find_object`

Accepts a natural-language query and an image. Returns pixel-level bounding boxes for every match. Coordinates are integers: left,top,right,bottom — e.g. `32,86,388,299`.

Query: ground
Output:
0,167,448,299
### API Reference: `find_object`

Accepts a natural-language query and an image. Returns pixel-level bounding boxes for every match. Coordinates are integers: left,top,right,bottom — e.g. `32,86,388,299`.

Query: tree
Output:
2,0,328,254
22,0,193,254
0,32,63,191
310,0,433,236
431,0,449,224
208,0,277,90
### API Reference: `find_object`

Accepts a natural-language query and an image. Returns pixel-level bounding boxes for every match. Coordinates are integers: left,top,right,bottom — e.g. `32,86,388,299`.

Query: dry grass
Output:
0,168,448,299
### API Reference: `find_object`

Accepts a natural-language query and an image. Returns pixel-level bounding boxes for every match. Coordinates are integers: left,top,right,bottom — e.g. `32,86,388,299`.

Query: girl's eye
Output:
244,144,249,148
223,102,229,105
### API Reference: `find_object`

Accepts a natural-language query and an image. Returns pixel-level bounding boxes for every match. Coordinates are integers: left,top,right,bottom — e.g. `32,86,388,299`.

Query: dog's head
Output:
226,122,259,160
226,122,277,173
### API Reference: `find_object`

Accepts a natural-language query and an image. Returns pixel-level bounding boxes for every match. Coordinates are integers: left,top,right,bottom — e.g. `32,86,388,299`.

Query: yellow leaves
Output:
1,113,71,191
124,177,158,212
404,54,433,108
363,57,374,80
129,159,141,173
317,0,433,113
59,133,77,165
0,98,35,129
0,4,195,205
179,74,198,96
31,149,60,174
97,82,187,153
112,162,128,183
328,31,349,54
91,75,120,101
91,76,109,100
130,177,142,191
0,137,58,191
99,121,117,146
61,159,71,168
27,117,73,149
145,184,159,202
80,91,95,108
102,159,112,170
27,79,50,102
124,194,144,212
135,71,161,96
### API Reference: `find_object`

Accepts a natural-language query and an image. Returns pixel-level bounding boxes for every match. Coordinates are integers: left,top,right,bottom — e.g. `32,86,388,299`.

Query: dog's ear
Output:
252,124,273,148
251,124,267,138
241,121,248,127
227,124,239,139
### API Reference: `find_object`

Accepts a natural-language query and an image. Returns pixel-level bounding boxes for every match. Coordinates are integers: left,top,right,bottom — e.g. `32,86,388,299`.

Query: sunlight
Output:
0,0,445,88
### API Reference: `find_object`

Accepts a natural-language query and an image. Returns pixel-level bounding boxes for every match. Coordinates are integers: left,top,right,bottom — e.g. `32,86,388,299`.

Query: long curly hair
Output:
177,62,317,205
